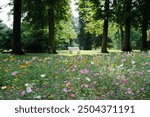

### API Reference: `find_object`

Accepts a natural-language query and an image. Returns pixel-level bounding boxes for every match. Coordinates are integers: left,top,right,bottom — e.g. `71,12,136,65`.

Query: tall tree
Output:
101,0,110,53
12,0,24,55
122,0,132,52
48,1,57,53
141,0,149,51
22,0,71,53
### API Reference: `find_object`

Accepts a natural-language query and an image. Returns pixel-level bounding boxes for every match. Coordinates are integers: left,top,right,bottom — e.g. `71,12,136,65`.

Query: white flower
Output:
85,77,91,82
1,86,7,90
34,96,41,99
25,83,30,87
32,57,38,61
91,61,94,65
40,74,46,78
120,64,124,67
131,60,135,64
147,70,150,73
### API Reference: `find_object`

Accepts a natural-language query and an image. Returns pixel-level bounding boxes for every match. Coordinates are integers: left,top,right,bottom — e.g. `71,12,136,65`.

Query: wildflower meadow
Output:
0,51,150,100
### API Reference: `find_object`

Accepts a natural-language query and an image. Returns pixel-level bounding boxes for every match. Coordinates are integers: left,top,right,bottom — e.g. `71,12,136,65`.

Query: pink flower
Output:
81,84,89,88
125,88,133,95
70,68,75,72
95,97,100,100
11,71,17,76
66,81,71,87
121,79,127,84
36,88,40,92
69,93,75,98
21,90,25,96
68,88,73,92
79,69,89,74
140,88,144,92
59,68,63,71
43,85,47,89
136,71,143,77
121,75,126,79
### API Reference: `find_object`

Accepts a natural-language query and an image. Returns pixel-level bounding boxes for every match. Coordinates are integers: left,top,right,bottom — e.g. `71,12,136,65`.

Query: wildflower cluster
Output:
0,52,150,99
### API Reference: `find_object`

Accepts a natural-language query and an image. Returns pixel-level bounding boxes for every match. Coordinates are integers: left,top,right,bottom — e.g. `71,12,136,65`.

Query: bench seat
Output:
68,47,80,54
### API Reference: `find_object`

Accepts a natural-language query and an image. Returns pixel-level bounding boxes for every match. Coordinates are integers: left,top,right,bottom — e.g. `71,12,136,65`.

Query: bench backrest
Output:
68,47,80,51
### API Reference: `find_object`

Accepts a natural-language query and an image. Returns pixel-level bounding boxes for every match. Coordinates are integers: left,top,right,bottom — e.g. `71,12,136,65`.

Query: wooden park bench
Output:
68,47,80,54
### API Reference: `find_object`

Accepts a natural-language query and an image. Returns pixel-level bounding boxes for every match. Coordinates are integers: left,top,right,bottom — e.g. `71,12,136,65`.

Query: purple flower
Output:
21,90,25,96
62,88,68,92
26,87,32,93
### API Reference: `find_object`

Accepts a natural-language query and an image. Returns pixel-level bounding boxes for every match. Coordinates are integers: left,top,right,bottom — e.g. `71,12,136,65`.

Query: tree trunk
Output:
101,0,109,53
122,0,132,52
141,0,148,51
12,0,24,55
120,25,124,50
48,7,57,54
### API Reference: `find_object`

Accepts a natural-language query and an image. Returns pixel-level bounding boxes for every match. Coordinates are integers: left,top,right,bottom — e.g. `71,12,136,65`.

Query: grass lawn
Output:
0,50,150,99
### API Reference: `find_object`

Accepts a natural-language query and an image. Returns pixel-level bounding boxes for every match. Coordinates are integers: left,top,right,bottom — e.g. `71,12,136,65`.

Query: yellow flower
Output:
5,69,9,72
